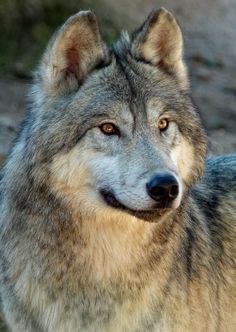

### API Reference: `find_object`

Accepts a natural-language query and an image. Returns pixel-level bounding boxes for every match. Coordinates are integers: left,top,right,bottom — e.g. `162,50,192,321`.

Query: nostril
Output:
148,186,166,200
169,185,179,198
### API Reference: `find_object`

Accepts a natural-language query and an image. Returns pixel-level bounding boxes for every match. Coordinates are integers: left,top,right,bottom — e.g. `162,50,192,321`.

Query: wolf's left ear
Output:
39,11,108,96
131,8,188,90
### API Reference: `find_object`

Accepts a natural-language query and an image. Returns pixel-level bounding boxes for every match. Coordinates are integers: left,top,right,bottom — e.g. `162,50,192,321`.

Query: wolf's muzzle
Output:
146,173,179,208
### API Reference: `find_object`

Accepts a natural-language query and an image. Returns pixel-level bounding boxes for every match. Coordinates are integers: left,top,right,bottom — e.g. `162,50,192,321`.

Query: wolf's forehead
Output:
72,60,172,126
83,84,163,123
86,64,166,118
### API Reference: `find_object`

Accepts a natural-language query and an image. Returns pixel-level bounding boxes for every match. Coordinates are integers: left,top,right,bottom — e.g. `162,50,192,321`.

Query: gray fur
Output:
0,8,235,332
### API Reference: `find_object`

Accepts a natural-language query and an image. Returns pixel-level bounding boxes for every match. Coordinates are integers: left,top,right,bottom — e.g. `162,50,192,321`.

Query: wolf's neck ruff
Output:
57,185,188,283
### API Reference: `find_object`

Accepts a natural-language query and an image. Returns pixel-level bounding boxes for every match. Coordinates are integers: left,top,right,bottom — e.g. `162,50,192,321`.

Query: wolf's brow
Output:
113,58,136,119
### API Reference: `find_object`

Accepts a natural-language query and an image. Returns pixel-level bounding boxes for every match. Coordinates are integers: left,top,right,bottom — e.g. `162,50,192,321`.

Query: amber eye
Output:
158,118,169,131
99,123,119,136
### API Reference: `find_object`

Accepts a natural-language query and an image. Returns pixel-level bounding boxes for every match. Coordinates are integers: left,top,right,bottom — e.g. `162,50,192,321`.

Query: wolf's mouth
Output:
100,190,128,210
100,189,169,222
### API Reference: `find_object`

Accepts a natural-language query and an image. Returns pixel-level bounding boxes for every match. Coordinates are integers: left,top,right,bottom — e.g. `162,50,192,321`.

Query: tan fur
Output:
170,136,195,184
51,147,155,281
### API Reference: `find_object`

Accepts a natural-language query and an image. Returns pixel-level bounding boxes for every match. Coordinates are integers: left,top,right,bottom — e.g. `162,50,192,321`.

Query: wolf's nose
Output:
146,174,179,203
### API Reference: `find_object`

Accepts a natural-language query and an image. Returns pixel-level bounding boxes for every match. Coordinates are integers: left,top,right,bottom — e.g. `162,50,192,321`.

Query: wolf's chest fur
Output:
12,212,222,332
14,216,171,331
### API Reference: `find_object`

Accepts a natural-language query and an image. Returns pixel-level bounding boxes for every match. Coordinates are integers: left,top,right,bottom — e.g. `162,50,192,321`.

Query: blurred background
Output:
0,0,236,168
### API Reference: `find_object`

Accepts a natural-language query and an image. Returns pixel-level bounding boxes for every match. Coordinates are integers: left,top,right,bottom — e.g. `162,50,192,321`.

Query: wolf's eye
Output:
158,118,169,131
99,123,119,136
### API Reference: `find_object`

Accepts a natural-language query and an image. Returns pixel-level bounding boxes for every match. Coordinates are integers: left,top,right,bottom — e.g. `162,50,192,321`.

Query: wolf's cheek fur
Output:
50,145,97,205
50,145,121,218
170,136,195,185
50,146,115,224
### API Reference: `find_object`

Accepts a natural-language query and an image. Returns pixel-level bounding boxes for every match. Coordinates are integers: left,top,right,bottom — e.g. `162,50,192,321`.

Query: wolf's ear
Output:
131,8,188,90
39,11,108,96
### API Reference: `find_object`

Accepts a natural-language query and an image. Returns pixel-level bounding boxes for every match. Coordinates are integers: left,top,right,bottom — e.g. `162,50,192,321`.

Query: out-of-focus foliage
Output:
0,0,121,77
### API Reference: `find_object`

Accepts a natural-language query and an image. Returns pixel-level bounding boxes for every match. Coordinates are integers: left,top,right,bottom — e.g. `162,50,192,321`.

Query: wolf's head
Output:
13,9,207,222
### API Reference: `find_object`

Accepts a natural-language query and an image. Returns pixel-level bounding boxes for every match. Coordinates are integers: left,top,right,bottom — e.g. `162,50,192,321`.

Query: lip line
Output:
99,189,170,214
100,189,140,213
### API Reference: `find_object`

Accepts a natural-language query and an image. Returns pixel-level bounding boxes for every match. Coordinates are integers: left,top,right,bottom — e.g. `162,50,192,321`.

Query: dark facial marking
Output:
100,189,170,222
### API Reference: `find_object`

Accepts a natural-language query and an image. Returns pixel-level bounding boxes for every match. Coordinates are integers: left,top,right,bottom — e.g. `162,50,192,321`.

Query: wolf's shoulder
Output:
190,155,236,272
205,154,236,176
191,154,236,231
191,154,236,240
192,154,236,207
196,154,236,196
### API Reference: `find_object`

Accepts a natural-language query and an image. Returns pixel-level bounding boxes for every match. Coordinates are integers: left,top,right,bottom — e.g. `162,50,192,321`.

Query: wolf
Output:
0,7,235,332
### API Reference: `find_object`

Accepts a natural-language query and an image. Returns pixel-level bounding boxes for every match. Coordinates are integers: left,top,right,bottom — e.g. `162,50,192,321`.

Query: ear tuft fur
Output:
131,7,189,90
39,11,108,96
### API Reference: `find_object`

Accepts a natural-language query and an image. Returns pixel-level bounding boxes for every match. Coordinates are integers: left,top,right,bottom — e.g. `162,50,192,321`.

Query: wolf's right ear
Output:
39,11,108,96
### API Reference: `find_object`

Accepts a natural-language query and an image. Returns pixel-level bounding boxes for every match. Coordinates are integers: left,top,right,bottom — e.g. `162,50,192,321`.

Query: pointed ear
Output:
131,8,188,90
39,11,108,96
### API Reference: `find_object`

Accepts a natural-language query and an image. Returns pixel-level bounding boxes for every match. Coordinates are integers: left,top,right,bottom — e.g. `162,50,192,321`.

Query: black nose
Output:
146,174,179,203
